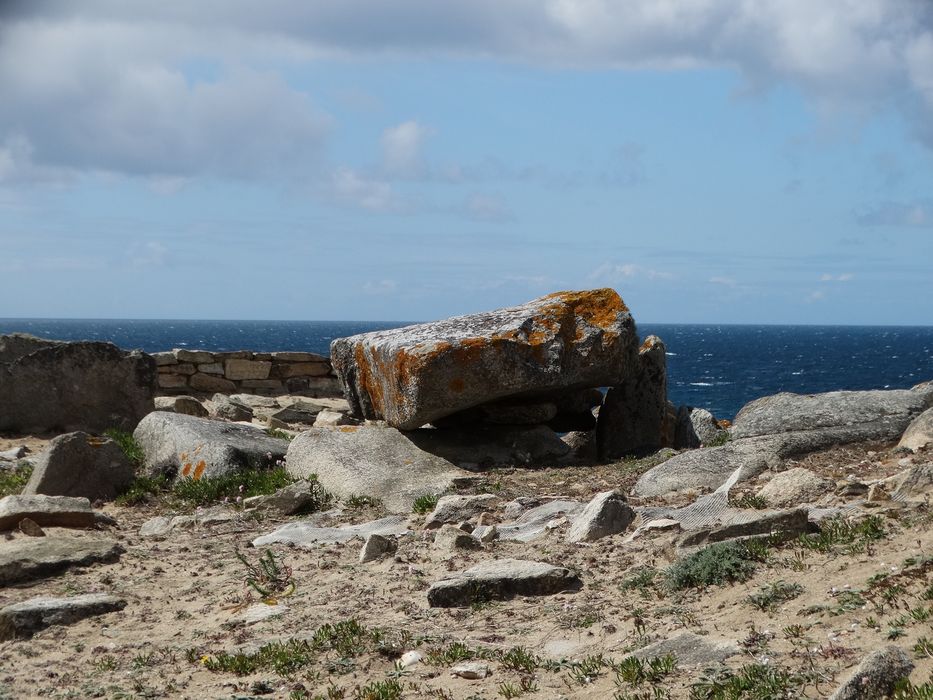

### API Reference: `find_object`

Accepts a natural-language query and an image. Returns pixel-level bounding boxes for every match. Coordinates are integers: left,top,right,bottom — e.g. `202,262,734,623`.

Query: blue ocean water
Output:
1,318,931,421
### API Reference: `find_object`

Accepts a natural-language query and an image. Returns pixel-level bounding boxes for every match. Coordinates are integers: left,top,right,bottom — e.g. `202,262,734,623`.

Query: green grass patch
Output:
172,466,296,506
797,515,885,554
0,463,32,497
729,493,769,510
665,541,761,591
104,428,144,466
412,494,439,515
690,662,810,699
746,581,804,612
115,474,169,506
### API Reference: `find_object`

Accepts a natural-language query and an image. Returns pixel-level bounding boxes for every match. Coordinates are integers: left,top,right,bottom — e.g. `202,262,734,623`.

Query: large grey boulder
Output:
0,593,126,639
756,468,834,507
427,559,582,607
0,336,157,433
23,432,134,502
0,495,97,531
597,335,669,459
133,412,288,481
674,406,726,449
0,536,123,585
208,394,254,422
331,289,639,430
899,406,933,451
565,490,635,543
285,425,473,512
732,385,933,442
828,646,914,700
154,395,208,417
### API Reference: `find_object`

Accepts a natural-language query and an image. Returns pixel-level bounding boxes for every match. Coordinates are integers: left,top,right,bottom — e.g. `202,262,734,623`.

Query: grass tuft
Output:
665,541,761,591
412,494,439,515
0,463,32,497
104,428,145,466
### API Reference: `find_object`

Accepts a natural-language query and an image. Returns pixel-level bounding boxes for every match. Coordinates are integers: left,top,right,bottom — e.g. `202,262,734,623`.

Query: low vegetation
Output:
665,541,765,590
0,462,32,497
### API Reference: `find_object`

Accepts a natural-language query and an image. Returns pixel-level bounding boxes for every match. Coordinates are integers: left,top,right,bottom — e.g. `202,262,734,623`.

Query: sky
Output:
1,1,932,325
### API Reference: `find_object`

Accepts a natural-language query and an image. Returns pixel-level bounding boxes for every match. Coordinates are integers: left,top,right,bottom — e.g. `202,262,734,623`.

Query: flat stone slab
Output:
285,425,473,513
628,632,740,666
332,289,638,429
474,499,584,543
252,516,409,548
0,495,97,531
0,537,123,585
427,558,582,607
425,494,501,529
0,593,126,639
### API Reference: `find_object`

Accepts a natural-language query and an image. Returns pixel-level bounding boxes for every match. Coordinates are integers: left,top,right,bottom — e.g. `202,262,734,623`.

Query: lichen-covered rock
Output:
331,289,639,430
596,335,669,459
23,432,134,502
0,336,156,433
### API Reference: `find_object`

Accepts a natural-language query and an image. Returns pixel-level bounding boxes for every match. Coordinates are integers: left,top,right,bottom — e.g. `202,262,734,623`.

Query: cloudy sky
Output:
1,1,932,324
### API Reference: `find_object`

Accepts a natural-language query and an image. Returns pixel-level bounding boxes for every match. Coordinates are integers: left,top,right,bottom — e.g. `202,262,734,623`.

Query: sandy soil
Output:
0,439,931,699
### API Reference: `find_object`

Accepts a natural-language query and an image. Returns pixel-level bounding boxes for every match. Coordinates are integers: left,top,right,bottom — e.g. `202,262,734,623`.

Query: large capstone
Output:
331,289,639,429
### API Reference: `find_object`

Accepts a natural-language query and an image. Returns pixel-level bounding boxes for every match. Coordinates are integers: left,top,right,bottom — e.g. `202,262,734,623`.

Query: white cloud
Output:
590,262,673,283
709,276,737,287
460,192,515,222
381,121,431,175
328,166,410,213
820,272,854,282
856,201,932,227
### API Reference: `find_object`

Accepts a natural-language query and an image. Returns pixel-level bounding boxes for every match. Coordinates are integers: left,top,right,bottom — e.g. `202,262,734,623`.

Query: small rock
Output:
898,406,933,452
23,432,135,502
0,446,27,462
434,524,482,552
828,646,914,700
313,409,357,427
272,401,324,425
756,467,834,506
836,481,869,497
359,534,397,563
867,483,890,502
478,525,499,543
0,495,97,531
565,490,635,543
246,480,321,517
253,516,409,549
18,518,44,537
154,396,208,417
210,394,254,422
267,417,290,431
424,494,500,529
892,464,933,501
0,537,123,585
0,593,126,640
427,558,582,607
457,521,474,533
399,650,423,668
451,661,490,679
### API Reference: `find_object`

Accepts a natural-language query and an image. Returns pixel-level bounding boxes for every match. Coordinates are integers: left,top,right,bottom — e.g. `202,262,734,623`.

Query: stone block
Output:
197,362,224,375
157,374,189,390
189,373,236,393
173,349,214,363
271,362,332,379
225,359,272,380
272,351,329,363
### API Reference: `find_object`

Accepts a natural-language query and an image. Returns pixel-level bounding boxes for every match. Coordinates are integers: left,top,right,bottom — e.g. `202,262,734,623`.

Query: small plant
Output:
353,679,403,700
620,568,660,599
412,494,439,515
914,637,933,658
746,581,804,612
498,646,540,674
894,678,933,699
344,494,383,509
104,428,145,466
690,663,808,699
425,642,482,666
172,467,297,507
729,493,769,510
567,654,607,685
613,654,678,688
0,463,32,497
116,474,169,505
797,515,885,554
665,541,760,590
236,549,295,601
266,428,294,440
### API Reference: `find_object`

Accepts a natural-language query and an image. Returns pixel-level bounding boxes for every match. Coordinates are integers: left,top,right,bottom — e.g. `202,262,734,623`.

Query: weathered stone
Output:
733,385,933,442
427,559,582,607
158,362,196,375
359,533,397,563
756,468,834,507
676,507,810,549
565,490,635,543
561,430,598,461
271,351,329,363
828,646,914,700
0,537,122,585
23,432,134,502
197,362,224,375
406,425,570,467
212,351,252,360
133,412,288,481
434,524,482,551
209,394,254,422
0,446,27,461
225,359,272,381
0,593,126,639
425,494,500,529
597,335,669,459
189,372,237,393
0,337,156,433
154,395,207,417
0,333,62,363
243,480,320,516
892,464,933,501
674,406,726,449
313,409,357,427
288,375,341,396
271,401,324,424
229,394,281,409
18,518,44,536
0,495,97,531
476,499,585,543
151,351,177,366
285,425,472,513
158,374,189,390
173,349,214,364
629,632,740,666
253,516,409,548
451,661,490,679
138,505,238,536
271,362,332,379
899,406,933,451
240,379,283,393
332,289,639,430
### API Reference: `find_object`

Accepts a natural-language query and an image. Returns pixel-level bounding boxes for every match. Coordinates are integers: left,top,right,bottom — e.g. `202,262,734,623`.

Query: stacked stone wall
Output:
153,349,342,397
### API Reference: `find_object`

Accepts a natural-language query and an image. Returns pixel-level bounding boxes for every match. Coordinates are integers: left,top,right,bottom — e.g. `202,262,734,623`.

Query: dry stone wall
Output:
153,349,342,398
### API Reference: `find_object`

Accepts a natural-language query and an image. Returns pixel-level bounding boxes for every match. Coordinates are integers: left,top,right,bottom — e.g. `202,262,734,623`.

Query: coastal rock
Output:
0,495,97,531
0,336,156,433
756,468,834,507
23,432,134,502
253,516,409,548
154,395,208,417
828,646,914,700
597,335,669,459
285,425,472,513
427,559,582,607
209,394,254,422
0,536,123,585
732,386,933,442
331,289,639,430
406,425,569,467
0,593,126,640
674,406,727,449
565,490,635,543
425,494,501,529
0,333,61,363
133,412,288,481
271,401,324,425
899,406,933,451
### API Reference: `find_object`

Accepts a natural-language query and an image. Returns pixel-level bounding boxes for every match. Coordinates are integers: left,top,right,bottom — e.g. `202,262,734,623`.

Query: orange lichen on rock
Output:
182,462,192,476
193,460,206,480
542,288,627,331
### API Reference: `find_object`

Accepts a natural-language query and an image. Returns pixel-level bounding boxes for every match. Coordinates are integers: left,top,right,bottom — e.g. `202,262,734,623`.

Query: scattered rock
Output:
756,467,834,507
0,446,27,462
133,412,288,481
561,430,597,461
0,536,123,585
23,432,134,502
451,661,490,679
674,406,726,449
154,395,208,417
828,646,914,700
313,409,357,427
424,494,500,529
18,518,44,537
0,495,97,531
253,516,409,548
242,480,322,516
434,524,482,552
285,425,471,513
676,507,810,549
0,593,126,639
209,394,254,422
0,336,156,433
837,481,869,497
271,401,325,425
565,490,635,543
230,394,281,409
399,650,423,668
138,505,239,537
331,289,639,430
899,406,933,451
476,499,584,543
359,533,398,563
427,558,582,607
628,632,740,666
891,463,933,501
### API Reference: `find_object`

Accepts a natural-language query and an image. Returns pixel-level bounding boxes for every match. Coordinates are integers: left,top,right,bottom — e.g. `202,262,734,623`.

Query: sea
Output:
1,319,931,421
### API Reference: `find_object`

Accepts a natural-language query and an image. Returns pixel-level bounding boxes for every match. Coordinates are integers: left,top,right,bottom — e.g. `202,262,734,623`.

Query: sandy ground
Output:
0,438,931,700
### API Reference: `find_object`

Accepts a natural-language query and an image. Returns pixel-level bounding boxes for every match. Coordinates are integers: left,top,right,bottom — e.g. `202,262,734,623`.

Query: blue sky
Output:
1,1,932,324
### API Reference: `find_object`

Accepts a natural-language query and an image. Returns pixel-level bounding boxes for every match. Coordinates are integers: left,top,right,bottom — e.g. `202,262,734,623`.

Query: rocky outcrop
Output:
0,495,98,531
331,289,639,430
427,559,582,607
756,468,834,507
0,594,126,640
285,425,473,512
133,412,288,481
23,432,135,502
828,646,914,700
674,406,727,449
565,490,635,543
0,335,156,433
0,537,123,585
899,406,933,451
